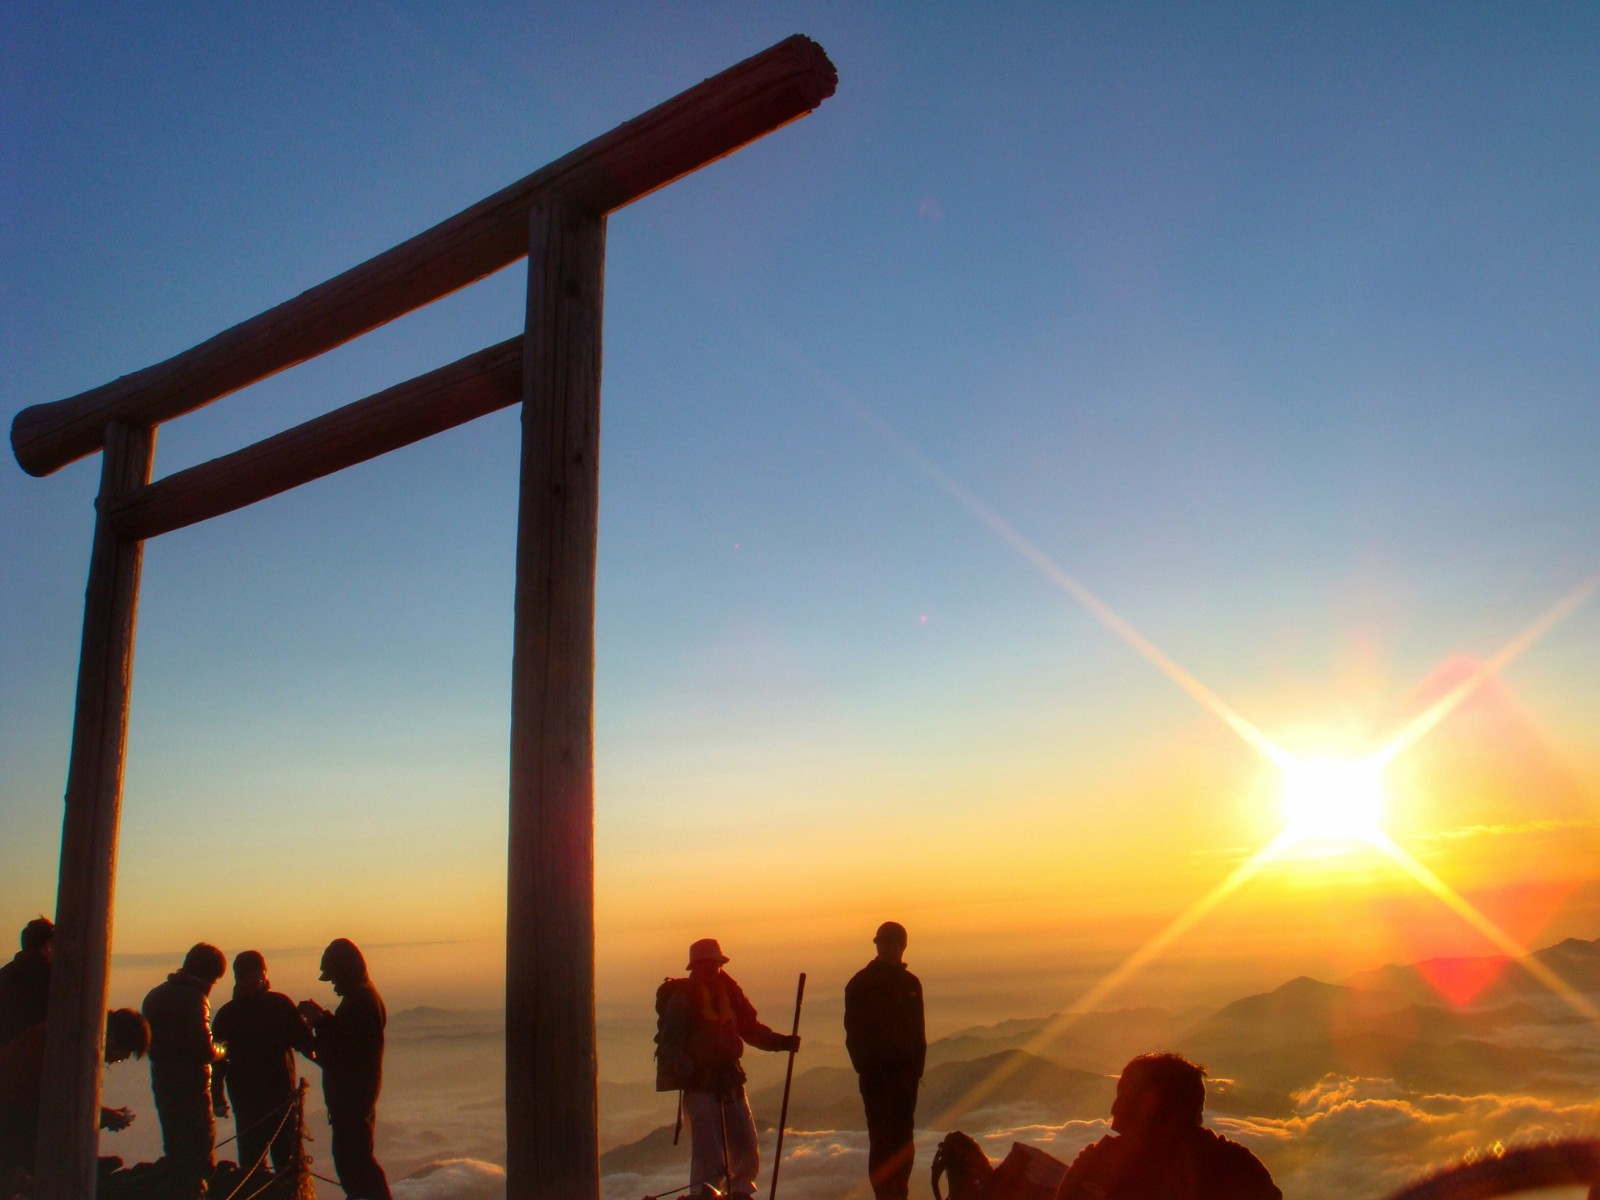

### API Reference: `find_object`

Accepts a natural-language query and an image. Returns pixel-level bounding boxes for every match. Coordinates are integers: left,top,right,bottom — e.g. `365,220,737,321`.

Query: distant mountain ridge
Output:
597,930,1600,1174
1344,935,1600,1006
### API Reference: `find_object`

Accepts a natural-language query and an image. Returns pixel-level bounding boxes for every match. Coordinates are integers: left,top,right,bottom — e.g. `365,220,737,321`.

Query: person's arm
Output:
210,1006,231,1117
189,994,221,1065
286,996,317,1062
211,1052,230,1117
298,999,333,1067
911,975,927,1078
843,973,865,1072
99,1105,135,1131
731,979,798,1053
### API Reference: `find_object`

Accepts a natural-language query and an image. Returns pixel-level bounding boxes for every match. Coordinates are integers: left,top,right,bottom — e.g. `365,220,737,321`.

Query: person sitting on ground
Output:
1055,1052,1281,1200
0,918,54,1049
0,1008,149,1185
212,950,315,1182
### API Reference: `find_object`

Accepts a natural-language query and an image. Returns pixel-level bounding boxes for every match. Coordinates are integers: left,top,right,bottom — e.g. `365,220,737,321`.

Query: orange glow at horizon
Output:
904,492,1597,1122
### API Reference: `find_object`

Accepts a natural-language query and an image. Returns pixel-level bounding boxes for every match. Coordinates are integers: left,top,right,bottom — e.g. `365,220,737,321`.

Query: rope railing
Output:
210,1078,311,1200
216,1098,295,1200
214,1089,296,1153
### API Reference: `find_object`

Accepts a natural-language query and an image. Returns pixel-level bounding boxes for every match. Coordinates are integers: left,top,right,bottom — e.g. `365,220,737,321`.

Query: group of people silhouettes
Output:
653,923,936,1200
662,923,1279,1200
3,912,1282,1200
0,919,390,1200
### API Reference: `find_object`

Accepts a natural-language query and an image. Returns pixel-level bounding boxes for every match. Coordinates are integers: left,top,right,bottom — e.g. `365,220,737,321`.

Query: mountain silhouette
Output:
928,1006,1201,1074
1344,936,1600,1007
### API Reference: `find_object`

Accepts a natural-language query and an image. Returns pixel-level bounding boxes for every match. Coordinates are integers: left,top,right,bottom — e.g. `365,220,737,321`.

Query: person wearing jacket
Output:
212,950,315,1183
142,943,226,1197
845,921,926,1200
300,938,391,1200
0,918,53,1050
0,1008,147,1187
1055,1053,1281,1200
657,938,800,1200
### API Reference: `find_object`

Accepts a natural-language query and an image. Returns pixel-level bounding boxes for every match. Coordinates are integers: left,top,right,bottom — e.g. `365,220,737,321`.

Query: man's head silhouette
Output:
20,917,53,957
319,938,369,994
1110,1052,1206,1135
233,949,269,996
181,942,226,987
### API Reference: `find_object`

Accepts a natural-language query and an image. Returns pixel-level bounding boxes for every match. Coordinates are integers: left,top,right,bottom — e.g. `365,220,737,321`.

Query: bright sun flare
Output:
1277,755,1389,847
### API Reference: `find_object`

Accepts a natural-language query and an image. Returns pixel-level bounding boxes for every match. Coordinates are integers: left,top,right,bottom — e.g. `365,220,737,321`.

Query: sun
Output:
1276,754,1390,848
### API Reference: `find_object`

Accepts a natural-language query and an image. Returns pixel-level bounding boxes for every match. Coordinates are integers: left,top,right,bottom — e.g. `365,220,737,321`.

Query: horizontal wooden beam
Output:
109,338,522,541
12,34,836,477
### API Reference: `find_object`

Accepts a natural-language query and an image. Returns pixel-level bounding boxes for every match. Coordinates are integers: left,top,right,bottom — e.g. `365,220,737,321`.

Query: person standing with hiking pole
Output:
656,939,800,1200
845,921,925,1200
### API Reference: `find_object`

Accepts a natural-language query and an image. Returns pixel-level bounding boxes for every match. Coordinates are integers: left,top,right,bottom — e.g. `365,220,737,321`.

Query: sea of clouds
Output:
96,990,1600,1199
379,1074,1599,1200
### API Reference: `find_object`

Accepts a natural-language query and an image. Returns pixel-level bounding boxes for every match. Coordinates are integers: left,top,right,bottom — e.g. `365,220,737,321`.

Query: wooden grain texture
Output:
11,34,836,477
505,203,605,1200
33,422,154,1200
110,337,523,541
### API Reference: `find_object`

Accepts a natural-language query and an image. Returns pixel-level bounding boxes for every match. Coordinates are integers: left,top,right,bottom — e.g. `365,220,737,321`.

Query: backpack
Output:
932,1131,995,1200
989,1141,1069,1200
933,1132,1069,1200
654,976,694,1092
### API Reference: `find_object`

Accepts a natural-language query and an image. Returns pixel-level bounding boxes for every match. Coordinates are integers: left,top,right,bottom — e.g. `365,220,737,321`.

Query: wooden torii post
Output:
10,37,836,1199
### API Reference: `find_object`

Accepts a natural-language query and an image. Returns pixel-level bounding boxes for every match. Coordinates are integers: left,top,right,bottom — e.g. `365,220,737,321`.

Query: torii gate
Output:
10,36,836,1199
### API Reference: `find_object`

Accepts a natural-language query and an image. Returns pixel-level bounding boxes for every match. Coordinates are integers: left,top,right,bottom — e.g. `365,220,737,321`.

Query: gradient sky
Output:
3,2,1598,1024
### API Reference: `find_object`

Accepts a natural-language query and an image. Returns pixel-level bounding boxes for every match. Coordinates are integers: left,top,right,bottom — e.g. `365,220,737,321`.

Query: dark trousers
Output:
150,1060,215,1194
229,1083,302,1179
860,1071,919,1200
329,1105,391,1200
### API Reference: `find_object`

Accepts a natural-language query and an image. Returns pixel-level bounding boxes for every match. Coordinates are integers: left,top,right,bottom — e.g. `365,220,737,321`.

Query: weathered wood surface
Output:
110,337,522,541
506,203,604,1200
34,422,154,1200
11,34,836,477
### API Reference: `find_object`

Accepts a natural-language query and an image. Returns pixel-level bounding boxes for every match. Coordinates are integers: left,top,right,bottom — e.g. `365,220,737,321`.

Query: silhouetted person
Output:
144,943,226,1196
0,1008,148,1187
656,938,800,1200
212,950,314,1183
0,918,53,1049
300,939,391,1200
1055,1053,1281,1200
845,921,926,1200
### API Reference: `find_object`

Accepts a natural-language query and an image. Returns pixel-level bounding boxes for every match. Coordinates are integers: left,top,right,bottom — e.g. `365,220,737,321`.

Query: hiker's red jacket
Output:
658,970,792,1095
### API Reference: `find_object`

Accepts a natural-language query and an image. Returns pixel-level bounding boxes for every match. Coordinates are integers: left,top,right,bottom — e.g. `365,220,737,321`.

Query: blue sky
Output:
3,2,1598,1010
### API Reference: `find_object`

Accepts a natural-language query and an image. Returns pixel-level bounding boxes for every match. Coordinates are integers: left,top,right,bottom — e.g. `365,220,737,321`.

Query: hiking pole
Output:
673,1089,683,1145
768,971,806,1200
